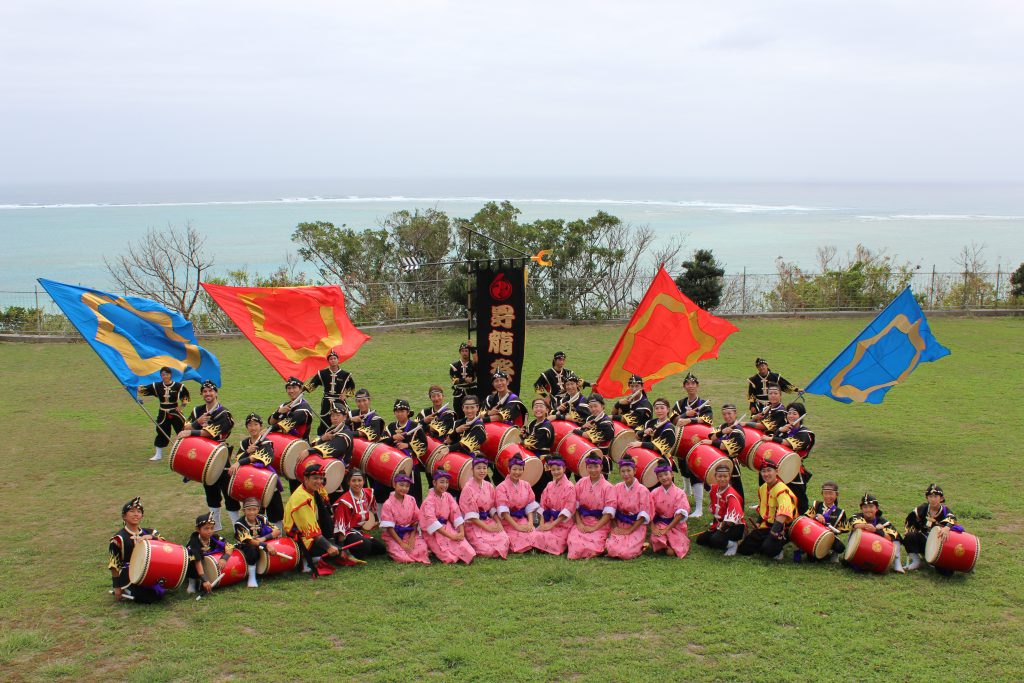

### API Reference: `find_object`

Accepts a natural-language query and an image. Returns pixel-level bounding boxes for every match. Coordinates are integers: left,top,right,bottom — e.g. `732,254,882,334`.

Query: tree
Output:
675,249,725,310
1011,262,1024,298
103,222,213,316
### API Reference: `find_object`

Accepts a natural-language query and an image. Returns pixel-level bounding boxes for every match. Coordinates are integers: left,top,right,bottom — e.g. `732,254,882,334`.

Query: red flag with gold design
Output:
593,267,738,397
201,283,370,380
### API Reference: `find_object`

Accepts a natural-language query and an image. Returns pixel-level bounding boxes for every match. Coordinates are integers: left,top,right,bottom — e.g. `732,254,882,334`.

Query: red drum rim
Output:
257,538,300,575
792,516,835,560
685,443,734,487
844,528,897,572
228,465,279,508
925,527,980,571
128,539,188,589
169,437,230,486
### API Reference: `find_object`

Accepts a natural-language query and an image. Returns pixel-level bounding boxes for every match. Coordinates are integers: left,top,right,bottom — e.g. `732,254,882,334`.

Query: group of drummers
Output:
110,349,977,602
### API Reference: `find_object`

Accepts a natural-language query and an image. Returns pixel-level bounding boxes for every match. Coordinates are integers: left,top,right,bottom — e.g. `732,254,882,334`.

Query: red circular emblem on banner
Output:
490,273,512,301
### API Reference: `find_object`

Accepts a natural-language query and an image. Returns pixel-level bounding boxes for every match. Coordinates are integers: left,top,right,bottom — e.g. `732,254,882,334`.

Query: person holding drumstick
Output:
628,398,678,460
449,341,477,420
612,375,652,430
108,497,165,603
695,464,745,557
384,399,429,503
419,385,457,440
185,512,237,594
552,373,589,424
744,384,788,435
671,373,713,428
228,413,284,528
138,366,190,461
303,349,355,437
902,484,964,572
482,370,527,426
747,357,800,416
234,497,281,588
522,397,556,497
283,464,348,577
574,394,615,473
848,493,904,573
799,481,849,563
447,395,487,458
771,402,815,514
700,403,747,506
738,457,797,560
180,379,236,530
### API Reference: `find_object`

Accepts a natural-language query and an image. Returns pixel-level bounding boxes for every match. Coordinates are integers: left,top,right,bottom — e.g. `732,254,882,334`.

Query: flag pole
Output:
124,386,173,443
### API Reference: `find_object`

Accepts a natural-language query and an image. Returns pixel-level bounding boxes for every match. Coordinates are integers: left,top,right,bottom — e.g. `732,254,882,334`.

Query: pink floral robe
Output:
531,475,577,555
649,482,691,558
494,478,540,553
567,475,616,559
459,478,510,559
420,490,476,564
380,492,430,564
605,480,652,560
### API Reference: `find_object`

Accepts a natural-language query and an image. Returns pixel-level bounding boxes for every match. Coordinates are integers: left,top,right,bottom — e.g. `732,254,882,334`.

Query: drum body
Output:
296,454,345,493
550,420,579,448
496,444,543,485
844,529,897,574
745,439,800,484
273,433,311,481
556,433,601,477
791,516,836,559
676,423,714,458
684,443,733,487
169,435,229,486
128,539,189,589
257,537,302,575
429,450,473,490
610,422,638,462
624,446,662,487
481,423,520,460
202,551,248,589
352,438,414,488
228,465,279,507
740,427,766,459
925,527,979,573
423,436,449,469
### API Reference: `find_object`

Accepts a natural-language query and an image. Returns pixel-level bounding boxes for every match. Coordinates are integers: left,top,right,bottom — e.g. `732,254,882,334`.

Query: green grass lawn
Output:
1,317,1022,682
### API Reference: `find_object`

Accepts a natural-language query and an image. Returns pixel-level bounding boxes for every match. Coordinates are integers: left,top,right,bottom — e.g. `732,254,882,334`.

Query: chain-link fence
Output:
2,269,1020,335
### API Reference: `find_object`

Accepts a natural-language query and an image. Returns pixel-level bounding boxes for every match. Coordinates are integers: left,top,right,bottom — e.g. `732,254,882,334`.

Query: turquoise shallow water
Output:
1,180,1022,292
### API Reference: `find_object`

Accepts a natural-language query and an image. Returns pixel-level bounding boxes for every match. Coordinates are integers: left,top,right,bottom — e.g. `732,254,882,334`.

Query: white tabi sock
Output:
186,578,197,594
209,507,222,531
149,448,163,461
228,510,240,525
690,485,704,518
891,541,905,573
247,564,258,588
724,540,738,557
904,552,922,571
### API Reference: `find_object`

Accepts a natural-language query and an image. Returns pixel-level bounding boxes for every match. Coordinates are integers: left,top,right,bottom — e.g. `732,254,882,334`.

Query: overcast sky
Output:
2,0,1023,184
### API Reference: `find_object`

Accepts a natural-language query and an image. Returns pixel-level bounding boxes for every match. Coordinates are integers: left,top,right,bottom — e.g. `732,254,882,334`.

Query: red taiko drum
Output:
676,423,714,458
550,420,580,449
429,450,473,490
557,433,601,477
745,439,801,484
202,551,248,589
791,516,836,560
610,422,637,462
925,527,980,573
623,446,662,487
267,432,309,475
257,537,301,576
496,444,543,485
424,436,449,469
296,454,345,493
481,423,520,460
128,539,189,589
228,465,279,507
352,440,413,487
844,529,898,574
685,443,734,487
169,435,229,486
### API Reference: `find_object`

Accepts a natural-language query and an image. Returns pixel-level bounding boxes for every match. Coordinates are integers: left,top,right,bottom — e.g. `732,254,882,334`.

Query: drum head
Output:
390,456,414,486
499,426,521,452
610,428,636,462
776,452,801,484
256,548,271,575
127,539,151,586
639,461,660,488
924,526,943,564
844,528,863,560
281,444,311,481
520,456,543,486
322,460,345,493
812,529,836,559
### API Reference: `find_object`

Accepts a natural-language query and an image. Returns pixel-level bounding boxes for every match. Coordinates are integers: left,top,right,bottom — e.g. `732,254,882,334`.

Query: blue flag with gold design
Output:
38,279,220,390
805,287,949,404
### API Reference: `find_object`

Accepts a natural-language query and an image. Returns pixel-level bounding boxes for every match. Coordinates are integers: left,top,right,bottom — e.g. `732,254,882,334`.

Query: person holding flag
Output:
138,366,190,461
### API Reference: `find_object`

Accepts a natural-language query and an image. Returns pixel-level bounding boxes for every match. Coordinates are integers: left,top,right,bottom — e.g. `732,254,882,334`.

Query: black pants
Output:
903,530,928,554
695,525,744,550
264,490,284,523
154,409,185,447
789,470,811,515
204,470,240,511
115,569,164,603
738,527,787,557
730,459,745,504
677,456,704,486
237,543,261,565
339,531,386,558
532,470,552,501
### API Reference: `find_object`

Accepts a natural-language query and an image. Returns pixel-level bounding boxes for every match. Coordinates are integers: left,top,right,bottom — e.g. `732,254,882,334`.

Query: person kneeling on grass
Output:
532,456,577,556
495,454,541,553
847,492,904,574
380,473,431,564
902,483,964,573
108,496,165,603
738,457,796,561
283,463,353,578
233,497,282,588
649,458,691,558
566,453,616,560
333,469,387,559
186,512,237,595
695,464,745,557
460,457,511,559
605,455,652,560
420,470,476,564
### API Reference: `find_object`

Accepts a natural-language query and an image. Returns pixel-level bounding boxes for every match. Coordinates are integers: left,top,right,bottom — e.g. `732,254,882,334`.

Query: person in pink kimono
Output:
566,453,616,559
420,470,476,564
649,457,691,558
495,453,541,553
605,454,652,560
531,456,577,556
460,457,511,559
379,473,431,564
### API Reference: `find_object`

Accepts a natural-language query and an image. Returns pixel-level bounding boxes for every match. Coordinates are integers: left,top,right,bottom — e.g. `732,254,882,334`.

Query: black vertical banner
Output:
475,261,527,397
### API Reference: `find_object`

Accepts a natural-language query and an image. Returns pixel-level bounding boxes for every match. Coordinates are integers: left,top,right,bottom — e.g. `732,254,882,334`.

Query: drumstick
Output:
194,572,225,601
274,552,294,561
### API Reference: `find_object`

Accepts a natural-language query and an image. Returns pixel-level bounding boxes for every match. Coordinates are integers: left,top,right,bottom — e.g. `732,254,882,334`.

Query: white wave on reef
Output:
0,195,830,213
856,213,1023,221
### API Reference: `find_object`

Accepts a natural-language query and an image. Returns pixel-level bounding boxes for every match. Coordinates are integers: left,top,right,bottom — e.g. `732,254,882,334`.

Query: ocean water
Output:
1,179,1022,293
